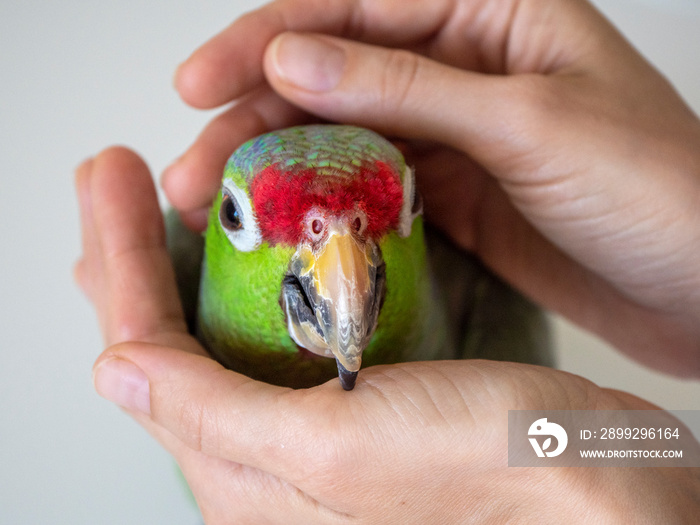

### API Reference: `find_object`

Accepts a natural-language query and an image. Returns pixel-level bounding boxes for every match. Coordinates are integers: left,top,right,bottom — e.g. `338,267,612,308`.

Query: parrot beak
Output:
281,225,385,390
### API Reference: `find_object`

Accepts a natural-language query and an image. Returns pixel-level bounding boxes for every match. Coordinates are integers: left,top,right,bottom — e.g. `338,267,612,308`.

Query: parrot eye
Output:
312,219,324,235
218,181,262,252
220,194,242,231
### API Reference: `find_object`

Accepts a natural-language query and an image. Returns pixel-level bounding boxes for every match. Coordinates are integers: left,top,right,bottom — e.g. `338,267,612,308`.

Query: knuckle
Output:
376,48,422,116
177,397,220,455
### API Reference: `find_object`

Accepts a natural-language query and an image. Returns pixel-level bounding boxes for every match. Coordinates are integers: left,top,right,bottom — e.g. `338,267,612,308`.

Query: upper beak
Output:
281,228,385,390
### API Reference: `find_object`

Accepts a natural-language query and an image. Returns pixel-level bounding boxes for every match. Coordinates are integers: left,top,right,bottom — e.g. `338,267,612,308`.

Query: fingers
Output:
179,453,347,524
161,88,309,221
94,341,663,521
94,342,494,489
174,0,616,109
117,386,349,523
74,158,98,301
165,0,626,224
92,343,337,483
124,405,346,523
76,147,193,348
174,0,456,109
91,341,587,484
263,32,518,162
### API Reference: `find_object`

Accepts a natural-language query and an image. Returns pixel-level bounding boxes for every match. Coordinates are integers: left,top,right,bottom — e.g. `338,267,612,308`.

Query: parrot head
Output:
198,125,436,390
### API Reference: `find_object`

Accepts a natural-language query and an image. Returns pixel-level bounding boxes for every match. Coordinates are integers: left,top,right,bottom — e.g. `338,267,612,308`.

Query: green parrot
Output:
167,124,552,390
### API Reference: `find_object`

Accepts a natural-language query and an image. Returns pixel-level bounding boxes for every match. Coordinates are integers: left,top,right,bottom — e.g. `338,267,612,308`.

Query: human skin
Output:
163,0,700,378
76,152,699,522
75,0,700,522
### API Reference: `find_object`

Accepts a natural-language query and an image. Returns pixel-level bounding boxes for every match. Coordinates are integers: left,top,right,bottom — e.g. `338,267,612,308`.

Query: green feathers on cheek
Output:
365,217,434,365
198,200,296,357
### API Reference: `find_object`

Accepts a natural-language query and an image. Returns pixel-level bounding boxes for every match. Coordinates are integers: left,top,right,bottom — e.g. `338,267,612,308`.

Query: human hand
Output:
77,147,699,523
163,0,700,376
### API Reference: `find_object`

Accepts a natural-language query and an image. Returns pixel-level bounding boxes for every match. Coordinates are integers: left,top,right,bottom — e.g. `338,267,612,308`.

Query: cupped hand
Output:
76,147,699,524
162,0,700,376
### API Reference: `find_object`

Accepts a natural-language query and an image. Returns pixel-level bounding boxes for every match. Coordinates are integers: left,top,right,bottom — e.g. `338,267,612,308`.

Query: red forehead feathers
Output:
251,161,404,245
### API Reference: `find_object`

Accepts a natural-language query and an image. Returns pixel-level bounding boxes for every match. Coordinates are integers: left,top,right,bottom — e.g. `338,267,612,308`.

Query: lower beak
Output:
282,232,385,390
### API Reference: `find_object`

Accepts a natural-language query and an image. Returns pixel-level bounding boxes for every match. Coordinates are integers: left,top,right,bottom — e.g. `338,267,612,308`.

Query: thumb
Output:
263,32,533,167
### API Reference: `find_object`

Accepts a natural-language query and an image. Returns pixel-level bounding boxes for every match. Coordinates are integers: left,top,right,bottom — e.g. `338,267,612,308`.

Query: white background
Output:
1,0,699,523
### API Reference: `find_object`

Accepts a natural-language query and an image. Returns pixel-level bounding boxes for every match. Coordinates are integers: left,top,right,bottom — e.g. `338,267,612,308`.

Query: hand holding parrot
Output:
170,124,549,390
75,0,700,521
77,148,698,523
165,0,700,375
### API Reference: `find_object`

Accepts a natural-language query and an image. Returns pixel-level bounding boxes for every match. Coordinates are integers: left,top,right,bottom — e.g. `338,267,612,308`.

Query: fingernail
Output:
93,357,151,415
173,62,183,90
73,259,92,300
75,157,94,176
160,162,176,192
271,33,345,92
75,158,94,202
180,208,210,232
75,158,95,232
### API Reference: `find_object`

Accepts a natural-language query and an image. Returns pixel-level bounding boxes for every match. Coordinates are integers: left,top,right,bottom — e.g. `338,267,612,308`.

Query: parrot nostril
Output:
353,217,362,233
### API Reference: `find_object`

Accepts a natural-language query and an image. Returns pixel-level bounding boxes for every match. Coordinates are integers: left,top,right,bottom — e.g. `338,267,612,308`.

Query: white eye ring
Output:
219,179,262,252
397,165,421,238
